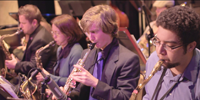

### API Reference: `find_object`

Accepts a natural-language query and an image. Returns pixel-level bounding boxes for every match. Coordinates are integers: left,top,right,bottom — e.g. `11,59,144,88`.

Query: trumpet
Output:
0,29,23,78
63,43,96,95
129,60,163,100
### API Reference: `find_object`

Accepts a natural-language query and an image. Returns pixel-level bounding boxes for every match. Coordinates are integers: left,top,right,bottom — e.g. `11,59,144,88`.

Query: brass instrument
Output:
35,41,56,70
0,29,23,78
20,41,56,99
20,74,37,100
129,60,163,100
64,43,96,95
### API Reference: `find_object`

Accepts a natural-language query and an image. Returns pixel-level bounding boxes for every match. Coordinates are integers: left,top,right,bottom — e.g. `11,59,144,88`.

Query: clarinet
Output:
63,43,96,95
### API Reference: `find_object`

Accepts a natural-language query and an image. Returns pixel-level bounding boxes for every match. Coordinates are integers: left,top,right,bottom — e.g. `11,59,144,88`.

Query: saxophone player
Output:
5,4,57,76
64,5,140,100
36,14,83,95
143,6,200,100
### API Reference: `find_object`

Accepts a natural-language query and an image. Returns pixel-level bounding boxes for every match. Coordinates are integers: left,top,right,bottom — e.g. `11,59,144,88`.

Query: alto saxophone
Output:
129,60,163,100
20,73,38,100
35,41,56,70
0,29,23,78
63,43,96,95
20,41,56,99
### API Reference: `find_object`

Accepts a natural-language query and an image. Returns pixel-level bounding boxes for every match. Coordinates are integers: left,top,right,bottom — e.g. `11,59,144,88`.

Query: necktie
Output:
89,52,103,100
93,52,103,80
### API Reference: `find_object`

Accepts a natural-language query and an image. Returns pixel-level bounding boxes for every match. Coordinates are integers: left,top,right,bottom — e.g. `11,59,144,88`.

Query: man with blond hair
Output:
68,5,140,100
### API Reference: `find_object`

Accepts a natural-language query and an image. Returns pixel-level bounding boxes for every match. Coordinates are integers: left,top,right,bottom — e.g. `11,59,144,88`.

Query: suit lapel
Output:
23,26,41,60
103,46,119,85
84,46,119,85
84,48,98,73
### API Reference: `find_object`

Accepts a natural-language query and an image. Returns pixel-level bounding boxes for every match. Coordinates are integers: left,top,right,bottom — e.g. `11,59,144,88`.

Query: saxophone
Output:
0,29,23,78
20,73,38,100
20,41,56,99
63,43,96,95
129,60,163,100
35,41,56,70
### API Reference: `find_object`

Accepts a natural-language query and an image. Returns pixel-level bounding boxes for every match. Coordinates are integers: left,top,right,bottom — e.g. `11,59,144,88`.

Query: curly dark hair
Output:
156,6,200,51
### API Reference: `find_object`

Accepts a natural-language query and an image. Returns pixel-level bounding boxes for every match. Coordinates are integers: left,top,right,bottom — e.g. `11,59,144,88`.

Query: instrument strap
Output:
160,75,182,100
151,68,182,100
151,67,167,100
152,50,200,100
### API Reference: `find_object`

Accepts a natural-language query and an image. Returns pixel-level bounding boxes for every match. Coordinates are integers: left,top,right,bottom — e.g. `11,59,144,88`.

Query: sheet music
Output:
0,76,19,99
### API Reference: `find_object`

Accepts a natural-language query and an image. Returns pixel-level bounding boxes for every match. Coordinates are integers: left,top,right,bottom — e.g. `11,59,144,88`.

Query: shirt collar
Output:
101,38,118,60
29,25,41,38
182,49,200,83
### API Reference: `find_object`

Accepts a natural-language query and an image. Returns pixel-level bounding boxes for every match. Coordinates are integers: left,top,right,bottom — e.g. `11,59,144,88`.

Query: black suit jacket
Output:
15,25,57,75
70,40,140,100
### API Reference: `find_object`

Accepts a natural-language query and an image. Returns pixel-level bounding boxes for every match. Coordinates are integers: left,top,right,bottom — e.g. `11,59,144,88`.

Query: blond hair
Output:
80,5,118,37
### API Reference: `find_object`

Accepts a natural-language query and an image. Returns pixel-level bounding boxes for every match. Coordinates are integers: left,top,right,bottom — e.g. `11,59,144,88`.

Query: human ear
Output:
187,41,196,52
32,19,38,26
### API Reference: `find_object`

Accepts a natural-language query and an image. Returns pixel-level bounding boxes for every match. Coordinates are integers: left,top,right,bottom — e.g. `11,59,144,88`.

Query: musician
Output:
5,4,57,75
66,5,140,100
36,14,83,87
138,0,174,58
1,16,51,61
143,6,200,100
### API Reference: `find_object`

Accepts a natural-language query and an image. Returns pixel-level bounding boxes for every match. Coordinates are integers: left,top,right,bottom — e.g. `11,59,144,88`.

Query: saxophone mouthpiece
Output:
16,28,23,34
50,41,56,46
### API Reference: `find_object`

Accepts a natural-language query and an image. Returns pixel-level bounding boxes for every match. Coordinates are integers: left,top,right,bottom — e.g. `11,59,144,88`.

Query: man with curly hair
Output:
143,6,200,100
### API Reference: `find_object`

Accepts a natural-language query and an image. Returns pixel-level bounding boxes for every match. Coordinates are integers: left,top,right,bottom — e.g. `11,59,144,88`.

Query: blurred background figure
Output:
137,0,175,58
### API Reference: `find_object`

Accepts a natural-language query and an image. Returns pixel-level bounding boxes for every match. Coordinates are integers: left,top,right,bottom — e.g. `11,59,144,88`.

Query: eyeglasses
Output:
51,31,60,36
151,36,183,51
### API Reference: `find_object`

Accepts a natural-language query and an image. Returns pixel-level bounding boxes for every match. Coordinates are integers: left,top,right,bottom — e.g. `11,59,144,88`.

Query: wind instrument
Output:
35,41,56,70
0,29,23,78
20,41,56,99
129,60,163,100
20,73,38,100
63,43,96,95
35,41,67,100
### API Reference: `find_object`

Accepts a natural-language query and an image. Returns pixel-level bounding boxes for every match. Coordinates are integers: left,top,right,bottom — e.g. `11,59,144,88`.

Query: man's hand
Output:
45,89,52,98
70,64,99,88
5,54,18,69
36,72,44,82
